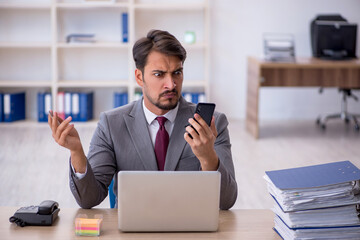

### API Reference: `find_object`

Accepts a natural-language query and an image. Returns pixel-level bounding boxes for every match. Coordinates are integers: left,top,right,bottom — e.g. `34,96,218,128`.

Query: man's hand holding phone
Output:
184,103,219,171
48,110,87,173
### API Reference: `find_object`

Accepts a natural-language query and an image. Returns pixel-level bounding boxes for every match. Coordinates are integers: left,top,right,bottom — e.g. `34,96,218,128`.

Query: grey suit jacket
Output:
69,97,237,210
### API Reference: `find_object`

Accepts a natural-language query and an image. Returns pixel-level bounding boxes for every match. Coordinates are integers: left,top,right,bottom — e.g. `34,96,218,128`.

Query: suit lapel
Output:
123,100,158,170
164,98,194,171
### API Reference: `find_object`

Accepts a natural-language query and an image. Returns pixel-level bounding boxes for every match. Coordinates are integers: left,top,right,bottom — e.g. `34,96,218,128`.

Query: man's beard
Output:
145,88,179,111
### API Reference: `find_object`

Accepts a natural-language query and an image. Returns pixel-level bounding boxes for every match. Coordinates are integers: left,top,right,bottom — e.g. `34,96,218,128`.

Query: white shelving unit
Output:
0,0,210,121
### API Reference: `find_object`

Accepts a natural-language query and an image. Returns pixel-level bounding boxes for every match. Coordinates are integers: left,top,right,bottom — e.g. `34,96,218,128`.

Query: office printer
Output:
310,14,357,60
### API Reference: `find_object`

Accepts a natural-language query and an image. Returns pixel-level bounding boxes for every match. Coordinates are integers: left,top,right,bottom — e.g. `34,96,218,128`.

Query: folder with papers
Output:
266,161,360,189
264,161,360,240
273,204,360,229
264,161,360,212
273,215,360,240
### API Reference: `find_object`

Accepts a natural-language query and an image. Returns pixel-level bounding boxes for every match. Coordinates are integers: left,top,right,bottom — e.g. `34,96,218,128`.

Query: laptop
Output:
117,171,221,232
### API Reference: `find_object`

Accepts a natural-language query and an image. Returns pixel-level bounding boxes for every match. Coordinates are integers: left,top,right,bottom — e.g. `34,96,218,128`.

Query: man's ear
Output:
135,69,143,87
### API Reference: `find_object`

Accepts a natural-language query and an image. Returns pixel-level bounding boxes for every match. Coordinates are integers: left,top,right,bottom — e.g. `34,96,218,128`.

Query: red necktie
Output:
154,117,169,171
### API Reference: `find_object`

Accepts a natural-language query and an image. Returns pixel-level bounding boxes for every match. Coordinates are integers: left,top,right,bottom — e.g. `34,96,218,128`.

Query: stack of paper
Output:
264,161,360,240
66,34,96,43
263,33,295,62
274,215,360,240
273,204,360,228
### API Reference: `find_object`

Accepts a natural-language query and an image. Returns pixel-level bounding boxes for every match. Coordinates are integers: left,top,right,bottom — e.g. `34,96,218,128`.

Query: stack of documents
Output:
273,214,360,240
264,161,360,240
66,34,96,43
263,33,295,62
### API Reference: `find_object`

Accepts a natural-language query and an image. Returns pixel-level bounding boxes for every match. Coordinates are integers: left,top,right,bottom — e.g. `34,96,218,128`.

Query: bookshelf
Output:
0,0,210,122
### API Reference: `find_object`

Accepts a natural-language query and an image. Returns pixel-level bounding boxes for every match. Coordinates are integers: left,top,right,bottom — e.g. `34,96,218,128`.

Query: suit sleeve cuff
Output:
71,162,87,179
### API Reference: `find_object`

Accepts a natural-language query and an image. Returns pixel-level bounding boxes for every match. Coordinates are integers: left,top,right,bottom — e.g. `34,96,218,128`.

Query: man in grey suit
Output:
49,30,237,210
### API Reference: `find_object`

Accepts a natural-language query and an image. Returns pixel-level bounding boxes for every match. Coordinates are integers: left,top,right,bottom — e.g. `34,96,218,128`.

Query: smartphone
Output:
194,103,216,126
186,103,216,138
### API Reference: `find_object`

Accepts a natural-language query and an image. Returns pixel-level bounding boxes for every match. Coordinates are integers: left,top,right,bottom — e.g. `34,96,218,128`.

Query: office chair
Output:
109,179,116,208
316,88,360,130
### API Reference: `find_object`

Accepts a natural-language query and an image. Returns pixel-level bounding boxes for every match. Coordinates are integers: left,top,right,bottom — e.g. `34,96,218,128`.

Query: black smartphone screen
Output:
194,103,216,126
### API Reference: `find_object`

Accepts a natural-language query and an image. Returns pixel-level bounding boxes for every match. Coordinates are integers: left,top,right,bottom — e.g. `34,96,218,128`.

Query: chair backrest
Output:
109,179,116,208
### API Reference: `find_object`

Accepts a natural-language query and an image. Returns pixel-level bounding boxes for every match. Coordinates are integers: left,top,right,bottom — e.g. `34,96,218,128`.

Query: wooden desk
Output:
246,56,360,138
2,207,281,240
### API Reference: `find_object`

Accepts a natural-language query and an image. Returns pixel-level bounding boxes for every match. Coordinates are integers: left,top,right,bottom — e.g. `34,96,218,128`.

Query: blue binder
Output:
37,92,52,122
4,92,26,122
38,93,45,122
122,12,128,43
72,92,93,122
64,92,72,119
79,92,93,121
192,92,199,104
71,92,80,121
266,161,360,189
182,92,192,103
181,92,206,104
0,93,3,122
191,92,206,104
114,92,128,108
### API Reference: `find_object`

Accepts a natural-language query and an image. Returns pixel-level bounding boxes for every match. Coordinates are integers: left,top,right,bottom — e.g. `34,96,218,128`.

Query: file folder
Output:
72,92,93,122
274,214,360,240
0,93,3,122
273,203,360,229
57,92,65,120
265,161,360,240
122,13,128,43
266,160,360,189
114,92,128,108
4,92,25,122
182,92,206,104
71,93,80,121
182,92,192,103
65,92,72,119
38,92,52,122
78,92,93,122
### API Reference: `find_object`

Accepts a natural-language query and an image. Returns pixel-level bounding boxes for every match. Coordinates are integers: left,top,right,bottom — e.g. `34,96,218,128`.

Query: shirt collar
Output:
142,99,179,125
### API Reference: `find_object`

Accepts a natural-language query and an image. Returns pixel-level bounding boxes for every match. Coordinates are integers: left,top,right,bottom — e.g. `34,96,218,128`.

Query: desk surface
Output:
2,207,281,240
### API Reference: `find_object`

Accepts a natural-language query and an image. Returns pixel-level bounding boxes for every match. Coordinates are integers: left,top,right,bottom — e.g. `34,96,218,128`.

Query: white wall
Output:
210,0,360,119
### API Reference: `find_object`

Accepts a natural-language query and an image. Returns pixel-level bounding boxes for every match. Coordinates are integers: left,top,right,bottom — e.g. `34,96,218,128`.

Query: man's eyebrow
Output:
151,67,183,73
173,67,183,72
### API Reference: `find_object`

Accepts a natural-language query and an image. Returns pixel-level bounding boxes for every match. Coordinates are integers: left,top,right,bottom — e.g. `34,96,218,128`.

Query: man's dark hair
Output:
133,29,187,73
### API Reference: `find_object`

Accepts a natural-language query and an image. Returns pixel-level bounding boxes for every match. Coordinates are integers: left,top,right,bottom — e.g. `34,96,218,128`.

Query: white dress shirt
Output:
73,100,179,178
142,100,178,146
